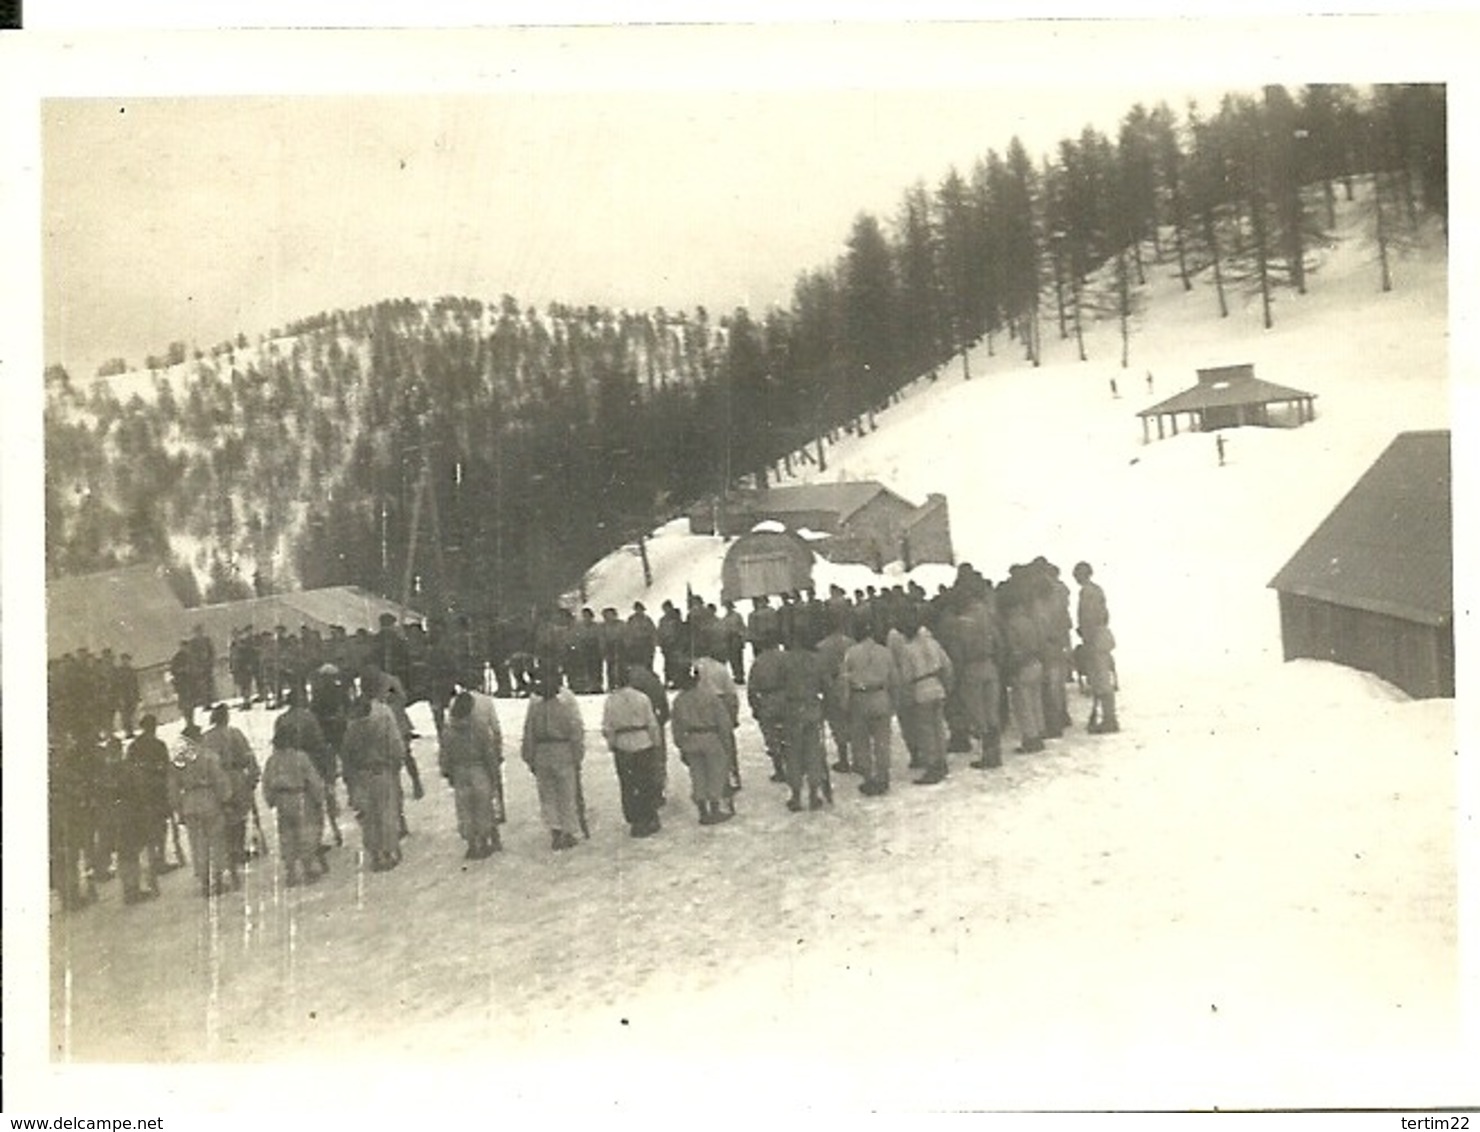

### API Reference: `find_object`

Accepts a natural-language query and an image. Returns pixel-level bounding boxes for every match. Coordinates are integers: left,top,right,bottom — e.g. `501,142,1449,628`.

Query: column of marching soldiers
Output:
47,557,1117,910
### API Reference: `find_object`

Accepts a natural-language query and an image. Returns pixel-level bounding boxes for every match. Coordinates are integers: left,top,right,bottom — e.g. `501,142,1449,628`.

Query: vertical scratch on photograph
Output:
61,964,73,1062
206,889,222,1057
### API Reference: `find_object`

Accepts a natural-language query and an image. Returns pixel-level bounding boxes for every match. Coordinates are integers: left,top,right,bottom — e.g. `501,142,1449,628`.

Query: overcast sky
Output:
33,22,1303,379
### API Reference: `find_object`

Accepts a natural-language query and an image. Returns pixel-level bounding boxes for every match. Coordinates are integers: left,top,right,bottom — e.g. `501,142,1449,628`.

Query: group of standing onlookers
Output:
49,559,1117,906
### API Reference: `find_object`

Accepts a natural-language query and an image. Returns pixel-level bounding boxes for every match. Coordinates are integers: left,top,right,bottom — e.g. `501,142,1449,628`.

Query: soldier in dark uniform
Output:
780,634,831,811
777,592,798,649
533,608,568,684
116,653,141,737
720,600,747,685
934,595,976,755
747,596,780,673
127,715,176,878
453,613,483,693
426,616,456,733
685,594,717,666
505,610,537,697
374,612,410,692
50,734,97,910
98,649,119,734
188,625,217,715
230,626,257,709
599,607,625,693
485,610,514,697
747,633,789,784
347,627,374,686
281,626,307,709
85,734,125,887
571,608,602,694
113,730,163,904
405,620,431,707
656,600,684,688
625,602,657,674
814,613,855,773
326,624,351,675
169,639,194,725
262,626,288,710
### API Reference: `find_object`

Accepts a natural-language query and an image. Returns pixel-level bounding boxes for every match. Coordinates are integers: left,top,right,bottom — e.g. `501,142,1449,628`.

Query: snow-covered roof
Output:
1269,431,1451,625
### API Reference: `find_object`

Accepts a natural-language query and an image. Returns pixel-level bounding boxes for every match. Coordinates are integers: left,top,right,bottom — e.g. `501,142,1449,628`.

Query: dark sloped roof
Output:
46,564,189,667
752,481,908,522
1139,373,1316,417
1269,431,1452,624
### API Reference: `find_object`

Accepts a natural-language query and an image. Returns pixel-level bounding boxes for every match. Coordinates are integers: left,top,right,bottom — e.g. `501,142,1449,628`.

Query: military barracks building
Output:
47,566,416,719
1269,430,1453,699
691,481,954,573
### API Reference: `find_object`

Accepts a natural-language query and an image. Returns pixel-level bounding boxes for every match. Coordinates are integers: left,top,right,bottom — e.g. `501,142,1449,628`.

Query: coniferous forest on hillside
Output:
43,84,1447,617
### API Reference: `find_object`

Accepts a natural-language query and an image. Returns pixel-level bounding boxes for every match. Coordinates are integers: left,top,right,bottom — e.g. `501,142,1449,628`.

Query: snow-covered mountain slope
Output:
39,193,1470,1109
585,198,1448,685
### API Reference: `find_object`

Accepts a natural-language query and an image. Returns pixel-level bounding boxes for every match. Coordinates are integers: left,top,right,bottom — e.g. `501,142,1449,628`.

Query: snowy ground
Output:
28,197,1476,1110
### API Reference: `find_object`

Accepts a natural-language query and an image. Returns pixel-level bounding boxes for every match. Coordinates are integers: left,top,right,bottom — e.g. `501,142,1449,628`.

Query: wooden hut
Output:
46,563,192,715
1268,431,1452,698
720,528,816,605
692,481,954,570
1139,364,1317,443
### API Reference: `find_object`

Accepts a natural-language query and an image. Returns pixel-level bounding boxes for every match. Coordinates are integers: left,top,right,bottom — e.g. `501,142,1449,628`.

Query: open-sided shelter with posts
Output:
1138,364,1317,442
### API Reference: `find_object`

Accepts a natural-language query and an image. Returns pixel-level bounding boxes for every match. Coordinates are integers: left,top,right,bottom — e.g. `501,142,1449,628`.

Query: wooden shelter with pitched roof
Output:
689,480,954,571
1138,364,1317,442
1268,431,1452,698
46,563,192,713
